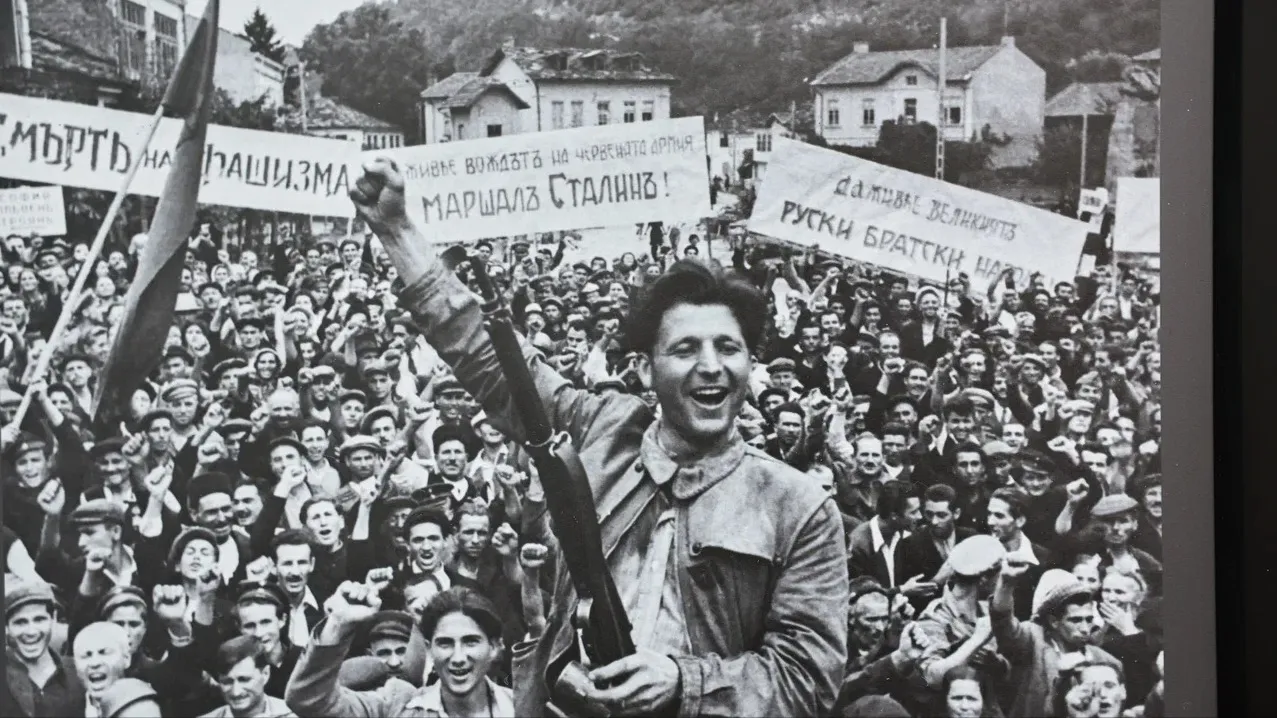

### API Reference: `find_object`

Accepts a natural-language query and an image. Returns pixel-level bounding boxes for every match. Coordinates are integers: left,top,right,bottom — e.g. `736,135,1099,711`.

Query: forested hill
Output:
300,0,1159,136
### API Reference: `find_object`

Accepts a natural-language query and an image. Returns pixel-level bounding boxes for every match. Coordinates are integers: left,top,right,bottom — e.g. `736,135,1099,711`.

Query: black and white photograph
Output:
0,0,1185,717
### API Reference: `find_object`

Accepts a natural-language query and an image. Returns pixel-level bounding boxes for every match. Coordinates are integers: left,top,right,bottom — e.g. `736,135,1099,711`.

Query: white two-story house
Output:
418,41,677,143
811,37,1045,167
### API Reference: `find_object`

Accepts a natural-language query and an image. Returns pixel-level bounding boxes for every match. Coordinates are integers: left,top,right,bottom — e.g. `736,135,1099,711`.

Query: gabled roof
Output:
420,72,478,100
481,47,676,83
709,107,814,134
1045,82,1124,118
444,76,531,110
1132,48,1160,62
811,44,1003,87
306,96,400,131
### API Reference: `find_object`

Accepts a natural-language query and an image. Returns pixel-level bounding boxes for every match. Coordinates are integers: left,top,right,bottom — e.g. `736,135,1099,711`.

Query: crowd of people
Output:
1,157,1163,718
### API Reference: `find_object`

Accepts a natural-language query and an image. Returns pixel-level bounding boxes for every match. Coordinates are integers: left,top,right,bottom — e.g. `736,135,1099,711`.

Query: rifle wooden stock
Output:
467,257,635,715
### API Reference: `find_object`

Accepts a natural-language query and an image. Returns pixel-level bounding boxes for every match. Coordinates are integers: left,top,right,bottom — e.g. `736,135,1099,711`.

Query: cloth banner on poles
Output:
1113,177,1160,254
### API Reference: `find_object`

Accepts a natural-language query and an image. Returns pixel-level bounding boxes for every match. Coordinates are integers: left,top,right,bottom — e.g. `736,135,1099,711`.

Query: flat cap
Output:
95,678,159,718
1090,493,1139,518
1031,569,1092,620
234,580,290,610
69,499,128,528
5,578,59,618
360,406,398,434
339,389,369,405
1019,353,1047,369
339,434,385,459
962,388,997,409
368,609,415,643
410,483,455,510
160,378,201,402
187,472,234,505
948,535,1006,577
97,585,149,618
1061,399,1096,415
767,357,797,374
1016,448,1058,474
981,440,1015,458
138,409,174,430
269,435,306,456
362,360,391,378
433,377,464,394
523,303,544,316
89,437,127,459
167,526,220,569
210,357,248,378
4,432,48,462
162,345,195,364
216,418,254,437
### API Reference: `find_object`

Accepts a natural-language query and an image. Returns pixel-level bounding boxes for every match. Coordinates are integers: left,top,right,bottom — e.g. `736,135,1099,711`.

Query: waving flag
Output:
93,0,220,421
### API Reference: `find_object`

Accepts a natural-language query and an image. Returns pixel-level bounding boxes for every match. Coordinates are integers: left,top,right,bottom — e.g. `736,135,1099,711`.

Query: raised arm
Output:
351,158,628,449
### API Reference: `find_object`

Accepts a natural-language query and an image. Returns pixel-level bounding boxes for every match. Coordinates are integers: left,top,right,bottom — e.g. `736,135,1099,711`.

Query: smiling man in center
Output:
284,156,849,717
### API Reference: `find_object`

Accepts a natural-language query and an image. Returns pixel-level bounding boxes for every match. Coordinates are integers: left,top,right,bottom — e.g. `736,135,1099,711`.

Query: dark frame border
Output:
1162,1,1220,715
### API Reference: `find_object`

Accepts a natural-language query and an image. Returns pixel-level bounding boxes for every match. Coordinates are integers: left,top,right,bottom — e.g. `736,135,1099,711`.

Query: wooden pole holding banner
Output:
936,17,947,180
1080,112,1089,189
11,103,169,426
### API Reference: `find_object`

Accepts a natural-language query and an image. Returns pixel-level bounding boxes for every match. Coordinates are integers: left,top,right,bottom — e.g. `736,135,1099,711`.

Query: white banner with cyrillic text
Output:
0,185,66,236
378,117,710,243
0,93,360,216
1113,177,1159,254
749,138,1090,286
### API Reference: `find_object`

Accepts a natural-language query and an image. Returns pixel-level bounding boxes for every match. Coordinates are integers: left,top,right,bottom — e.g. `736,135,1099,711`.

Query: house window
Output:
947,105,962,126
756,133,772,152
906,74,918,86
119,0,147,74
153,13,179,76
551,101,565,129
826,99,840,127
904,98,918,123
719,134,729,148
457,124,465,140
487,124,503,137
862,99,876,126
641,100,654,121
570,101,584,127
597,101,610,125
623,101,636,123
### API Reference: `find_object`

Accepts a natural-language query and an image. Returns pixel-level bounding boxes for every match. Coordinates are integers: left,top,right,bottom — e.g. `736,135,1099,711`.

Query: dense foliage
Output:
300,0,1160,133
243,9,289,64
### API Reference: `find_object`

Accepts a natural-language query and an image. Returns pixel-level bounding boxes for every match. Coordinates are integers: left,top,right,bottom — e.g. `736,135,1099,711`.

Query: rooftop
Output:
480,47,677,83
811,42,1007,87
1045,82,1124,118
421,72,478,100
306,96,400,131
1132,48,1160,62
444,76,530,110
709,106,815,134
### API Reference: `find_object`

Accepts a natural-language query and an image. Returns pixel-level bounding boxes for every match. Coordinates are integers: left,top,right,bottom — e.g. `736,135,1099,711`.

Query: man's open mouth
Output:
315,528,335,541
689,387,730,409
446,664,473,682
84,670,111,690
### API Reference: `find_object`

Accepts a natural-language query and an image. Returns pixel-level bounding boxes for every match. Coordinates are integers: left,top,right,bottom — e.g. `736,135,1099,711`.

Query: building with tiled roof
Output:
305,95,405,151
706,106,817,186
417,40,677,144
810,37,1045,167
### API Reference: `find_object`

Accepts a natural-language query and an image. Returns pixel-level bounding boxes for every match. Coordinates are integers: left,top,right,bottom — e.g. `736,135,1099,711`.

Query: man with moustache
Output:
426,426,479,509
353,157,847,716
4,578,85,717
183,473,254,588
261,530,323,645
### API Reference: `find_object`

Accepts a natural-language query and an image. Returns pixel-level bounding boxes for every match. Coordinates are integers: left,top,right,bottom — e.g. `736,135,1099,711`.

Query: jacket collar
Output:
403,677,514,716
639,421,747,501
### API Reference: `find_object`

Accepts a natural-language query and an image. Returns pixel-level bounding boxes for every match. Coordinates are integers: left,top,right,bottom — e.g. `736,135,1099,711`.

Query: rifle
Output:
467,255,634,718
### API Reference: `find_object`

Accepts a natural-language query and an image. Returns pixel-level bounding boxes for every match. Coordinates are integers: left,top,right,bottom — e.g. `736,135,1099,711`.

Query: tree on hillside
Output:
244,8,287,64
300,4,436,143
821,120,993,184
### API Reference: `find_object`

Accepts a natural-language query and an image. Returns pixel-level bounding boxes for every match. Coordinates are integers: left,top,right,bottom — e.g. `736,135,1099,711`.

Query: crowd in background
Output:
1,208,1163,717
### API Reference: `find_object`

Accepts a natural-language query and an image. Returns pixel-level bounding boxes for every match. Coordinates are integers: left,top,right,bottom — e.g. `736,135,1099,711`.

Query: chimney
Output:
1001,36,1015,48
853,42,870,54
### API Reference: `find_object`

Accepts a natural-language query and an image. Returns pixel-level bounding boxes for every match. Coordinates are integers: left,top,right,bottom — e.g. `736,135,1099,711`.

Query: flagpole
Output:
11,104,168,427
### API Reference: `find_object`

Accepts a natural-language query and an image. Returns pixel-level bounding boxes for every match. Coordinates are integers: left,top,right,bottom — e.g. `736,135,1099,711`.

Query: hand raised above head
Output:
350,157,409,237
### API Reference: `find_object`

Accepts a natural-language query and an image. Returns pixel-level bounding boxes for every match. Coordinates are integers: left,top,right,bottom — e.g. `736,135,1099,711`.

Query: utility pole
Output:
1080,111,1089,188
936,17,947,180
